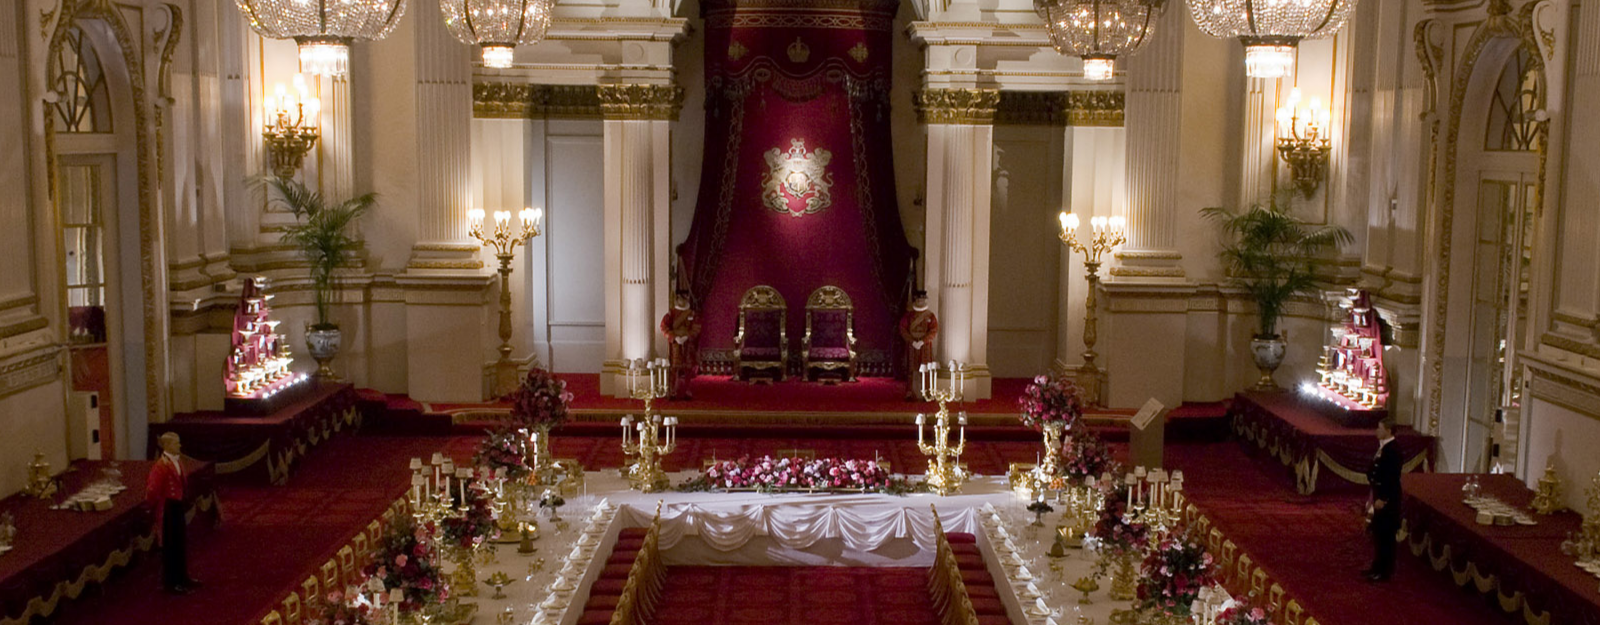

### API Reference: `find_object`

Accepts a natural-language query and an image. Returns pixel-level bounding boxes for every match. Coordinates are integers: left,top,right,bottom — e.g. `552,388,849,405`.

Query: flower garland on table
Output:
1088,482,1148,569
678,456,911,493
438,482,499,550
1018,375,1084,432
363,518,448,614
1214,602,1275,625
1136,529,1218,618
1062,429,1117,484
507,368,573,429
305,588,376,625
473,427,532,481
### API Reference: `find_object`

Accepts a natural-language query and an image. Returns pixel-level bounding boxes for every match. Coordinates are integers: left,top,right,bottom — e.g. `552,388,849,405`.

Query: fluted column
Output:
406,0,478,271
918,88,999,399
1115,11,1185,280
599,85,681,397
1239,77,1276,206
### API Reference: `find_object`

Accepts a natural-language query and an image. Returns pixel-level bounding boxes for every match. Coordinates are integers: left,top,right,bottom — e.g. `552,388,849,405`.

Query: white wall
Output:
1522,395,1600,512
987,125,1064,377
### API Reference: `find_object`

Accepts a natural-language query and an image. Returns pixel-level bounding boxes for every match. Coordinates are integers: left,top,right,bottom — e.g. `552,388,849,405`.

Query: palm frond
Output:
1201,198,1351,337
263,176,377,327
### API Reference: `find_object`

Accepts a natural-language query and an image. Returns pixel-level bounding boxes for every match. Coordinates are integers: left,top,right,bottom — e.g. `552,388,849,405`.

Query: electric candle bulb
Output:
532,207,544,228
1109,215,1126,231
275,83,287,100
469,208,485,224
520,207,535,226
1063,212,1079,231
305,97,321,118
494,210,510,225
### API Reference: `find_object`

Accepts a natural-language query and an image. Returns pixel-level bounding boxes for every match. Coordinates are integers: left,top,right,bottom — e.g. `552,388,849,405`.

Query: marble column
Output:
1115,11,1185,280
598,84,681,397
918,88,999,399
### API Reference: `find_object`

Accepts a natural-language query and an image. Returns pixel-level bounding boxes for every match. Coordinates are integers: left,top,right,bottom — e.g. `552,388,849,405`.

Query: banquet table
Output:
1400,473,1598,625
150,381,359,484
0,458,217,625
1232,390,1435,494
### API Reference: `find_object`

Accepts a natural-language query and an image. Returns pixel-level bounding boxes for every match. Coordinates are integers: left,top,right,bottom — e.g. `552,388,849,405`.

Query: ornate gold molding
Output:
0,349,61,399
472,83,604,120
597,84,685,121
914,88,1000,125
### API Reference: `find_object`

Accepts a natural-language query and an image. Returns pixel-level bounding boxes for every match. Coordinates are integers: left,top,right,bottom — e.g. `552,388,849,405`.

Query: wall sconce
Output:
263,74,320,179
1274,88,1332,198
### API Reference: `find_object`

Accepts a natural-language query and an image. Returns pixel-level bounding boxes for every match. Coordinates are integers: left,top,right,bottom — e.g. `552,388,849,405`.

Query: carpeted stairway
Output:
650,566,941,625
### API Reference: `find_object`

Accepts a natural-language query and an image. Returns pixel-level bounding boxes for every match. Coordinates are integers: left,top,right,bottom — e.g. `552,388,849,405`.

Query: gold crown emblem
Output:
787,37,810,63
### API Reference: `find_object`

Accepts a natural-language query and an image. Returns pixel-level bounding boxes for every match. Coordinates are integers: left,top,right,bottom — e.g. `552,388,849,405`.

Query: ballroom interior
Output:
3,0,1600,624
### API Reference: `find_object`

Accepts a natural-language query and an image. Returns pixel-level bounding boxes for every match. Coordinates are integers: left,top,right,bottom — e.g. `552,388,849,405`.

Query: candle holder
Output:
467,206,544,398
915,361,967,496
620,359,678,492
262,74,320,179
1057,212,1127,407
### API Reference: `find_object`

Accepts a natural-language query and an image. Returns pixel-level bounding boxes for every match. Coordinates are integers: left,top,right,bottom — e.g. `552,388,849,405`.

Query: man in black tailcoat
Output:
1364,420,1403,582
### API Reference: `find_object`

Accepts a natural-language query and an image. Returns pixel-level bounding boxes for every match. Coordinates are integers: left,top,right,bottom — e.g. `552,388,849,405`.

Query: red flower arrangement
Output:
1018,375,1084,432
304,588,375,625
1215,602,1275,625
1090,481,1149,559
1136,528,1218,617
507,368,573,429
473,427,532,481
1062,429,1117,483
681,456,908,493
438,482,498,550
363,518,447,614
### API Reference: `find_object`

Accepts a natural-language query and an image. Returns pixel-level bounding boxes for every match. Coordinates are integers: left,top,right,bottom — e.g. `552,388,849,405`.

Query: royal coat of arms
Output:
761,138,834,217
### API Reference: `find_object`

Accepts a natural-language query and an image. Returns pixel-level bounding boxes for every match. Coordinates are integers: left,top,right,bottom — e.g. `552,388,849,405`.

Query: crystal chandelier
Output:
441,0,555,69
1036,0,1165,81
1185,0,1358,79
235,0,409,76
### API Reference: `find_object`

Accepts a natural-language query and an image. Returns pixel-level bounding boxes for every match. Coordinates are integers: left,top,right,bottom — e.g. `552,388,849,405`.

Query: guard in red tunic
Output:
899,291,938,401
660,292,703,400
147,432,201,594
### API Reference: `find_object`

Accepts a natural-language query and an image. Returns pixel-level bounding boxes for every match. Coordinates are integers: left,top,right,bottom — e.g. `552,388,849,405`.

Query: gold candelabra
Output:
1057,212,1127,407
262,75,320,179
621,359,677,493
916,361,967,496
467,207,544,398
1120,467,1185,534
1275,88,1333,198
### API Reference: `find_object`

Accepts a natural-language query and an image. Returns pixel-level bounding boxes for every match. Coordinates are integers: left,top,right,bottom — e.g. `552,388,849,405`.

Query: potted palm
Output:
267,177,375,380
1202,198,1351,390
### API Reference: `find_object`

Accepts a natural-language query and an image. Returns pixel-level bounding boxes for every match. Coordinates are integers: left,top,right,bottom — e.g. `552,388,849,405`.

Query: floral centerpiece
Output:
1019,375,1084,479
1062,430,1117,484
1214,602,1275,625
506,368,573,483
679,456,909,493
473,427,533,482
305,588,376,625
363,518,447,614
1137,529,1218,618
439,483,499,550
1088,481,1148,600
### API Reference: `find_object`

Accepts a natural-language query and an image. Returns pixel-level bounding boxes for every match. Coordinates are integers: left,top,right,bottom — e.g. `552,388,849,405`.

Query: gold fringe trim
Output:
1399,521,1558,625
0,493,219,625
206,406,359,485
1233,413,1430,495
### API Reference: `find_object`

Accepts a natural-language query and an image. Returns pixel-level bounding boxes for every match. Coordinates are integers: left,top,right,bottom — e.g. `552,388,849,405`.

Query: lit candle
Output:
469,208,486,226
494,210,510,227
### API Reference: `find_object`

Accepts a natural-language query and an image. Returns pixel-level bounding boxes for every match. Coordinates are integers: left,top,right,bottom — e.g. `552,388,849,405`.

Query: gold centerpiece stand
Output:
620,359,678,493
915,361,968,496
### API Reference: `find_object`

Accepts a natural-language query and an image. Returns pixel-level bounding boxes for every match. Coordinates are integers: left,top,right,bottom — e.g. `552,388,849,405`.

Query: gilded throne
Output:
802,286,857,382
734,286,788,382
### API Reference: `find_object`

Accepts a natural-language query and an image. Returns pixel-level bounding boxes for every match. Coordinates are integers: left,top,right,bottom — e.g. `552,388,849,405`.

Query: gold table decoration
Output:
621,359,678,493
450,546,480,597
23,451,56,499
915,360,968,496
496,606,516,625
484,571,515,599
1107,552,1137,601
517,521,540,554
1072,575,1099,605
1057,211,1127,406
1532,463,1563,515
1038,422,1066,483
467,206,544,398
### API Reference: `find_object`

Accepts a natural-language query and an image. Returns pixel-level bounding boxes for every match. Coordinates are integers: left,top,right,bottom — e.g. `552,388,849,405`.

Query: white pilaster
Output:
1114,9,1184,279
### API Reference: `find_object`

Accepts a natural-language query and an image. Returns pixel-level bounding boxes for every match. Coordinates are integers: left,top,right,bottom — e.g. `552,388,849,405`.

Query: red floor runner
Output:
653,566,938,625
1169,442,1519,625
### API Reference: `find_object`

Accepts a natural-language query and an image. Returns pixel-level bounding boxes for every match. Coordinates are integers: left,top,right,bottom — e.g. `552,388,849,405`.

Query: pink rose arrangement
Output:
1018,375,1084,432
362,518,447,614
1214,602,1275,625
507,368,573,429
1062,429,1117,483
1090,482,1149,560
682,456,909,493
438,481,499,550
473,427,532,481
1136,528,1218,617
304,588,375,625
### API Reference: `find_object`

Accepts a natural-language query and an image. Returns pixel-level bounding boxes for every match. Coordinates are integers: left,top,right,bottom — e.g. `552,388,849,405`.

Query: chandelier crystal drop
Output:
1185,0,1359,78
1036,0,1164,81
234,0,409,77
440,0,556,68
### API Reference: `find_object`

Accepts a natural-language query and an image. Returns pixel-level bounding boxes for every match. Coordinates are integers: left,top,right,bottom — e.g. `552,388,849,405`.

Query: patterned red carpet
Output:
653,566,938,625
1168,442,1518,625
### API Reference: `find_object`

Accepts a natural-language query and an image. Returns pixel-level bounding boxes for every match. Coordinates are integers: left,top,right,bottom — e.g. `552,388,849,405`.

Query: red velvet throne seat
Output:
802,286,857,382
734,285,788,382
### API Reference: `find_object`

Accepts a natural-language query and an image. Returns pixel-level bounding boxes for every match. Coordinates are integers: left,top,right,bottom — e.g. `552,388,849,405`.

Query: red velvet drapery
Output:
677,0,914,375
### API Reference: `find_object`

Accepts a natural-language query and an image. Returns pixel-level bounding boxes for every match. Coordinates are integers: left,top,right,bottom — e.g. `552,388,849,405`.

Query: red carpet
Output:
1169,442,1518,625
653,566,938,625
44,436,452,625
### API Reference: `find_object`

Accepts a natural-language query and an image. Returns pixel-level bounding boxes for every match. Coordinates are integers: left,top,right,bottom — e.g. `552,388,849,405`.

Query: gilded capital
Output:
597,84,686,121
914,88,1001,125
1063,91,1125,127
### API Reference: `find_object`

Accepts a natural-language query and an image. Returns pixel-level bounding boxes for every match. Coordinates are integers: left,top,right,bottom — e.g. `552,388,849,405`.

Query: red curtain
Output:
678,0,914,374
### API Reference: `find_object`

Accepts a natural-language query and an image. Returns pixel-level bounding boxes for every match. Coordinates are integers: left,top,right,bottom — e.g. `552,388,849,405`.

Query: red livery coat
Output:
146,456,186,542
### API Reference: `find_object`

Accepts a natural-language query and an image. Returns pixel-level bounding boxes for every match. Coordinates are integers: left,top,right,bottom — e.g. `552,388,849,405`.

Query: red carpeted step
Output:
608,549,640,563
619,527,649,539
969,596,1007,616
592,577,628,595
955,554,985,569
586,594,623,610
945,532,977,544
965,584,1000,599
978,616,1010,625
654,566,939,625
959,569,994,586
576,609,616,625
601,563,633,578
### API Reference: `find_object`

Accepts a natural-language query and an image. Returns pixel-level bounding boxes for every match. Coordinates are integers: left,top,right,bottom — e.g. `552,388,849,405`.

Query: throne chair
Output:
802,286,857,382
734,285,788,382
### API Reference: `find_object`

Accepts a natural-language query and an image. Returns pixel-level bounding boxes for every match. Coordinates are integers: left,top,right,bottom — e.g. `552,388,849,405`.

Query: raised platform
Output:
0,459,218,625
1231,390,1434,495
151,382,364,485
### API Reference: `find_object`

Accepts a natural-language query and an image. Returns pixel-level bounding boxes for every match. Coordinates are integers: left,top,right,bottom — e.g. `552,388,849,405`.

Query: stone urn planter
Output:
306,325,342,380
1250,334,1287,390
